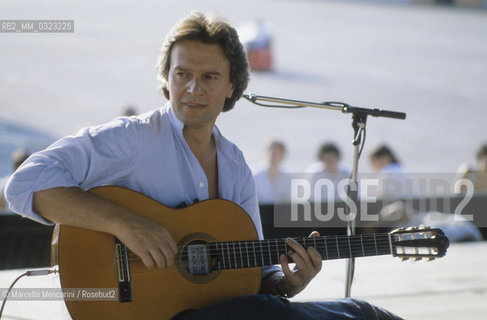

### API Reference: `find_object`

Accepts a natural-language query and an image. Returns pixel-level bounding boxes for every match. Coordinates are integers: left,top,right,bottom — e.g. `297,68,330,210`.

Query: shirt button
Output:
199,182,205,188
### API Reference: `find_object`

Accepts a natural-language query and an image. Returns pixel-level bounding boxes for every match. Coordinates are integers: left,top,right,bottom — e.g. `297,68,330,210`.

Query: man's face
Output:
166,39,235,130
321,152,339,173
268,145,284,167
371,155,390,172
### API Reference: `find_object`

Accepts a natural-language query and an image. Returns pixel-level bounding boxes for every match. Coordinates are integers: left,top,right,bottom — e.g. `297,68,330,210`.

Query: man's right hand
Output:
115,214,178,269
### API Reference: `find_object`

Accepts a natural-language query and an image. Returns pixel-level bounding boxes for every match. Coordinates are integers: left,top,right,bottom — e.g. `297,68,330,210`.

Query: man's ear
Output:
227,83,235,99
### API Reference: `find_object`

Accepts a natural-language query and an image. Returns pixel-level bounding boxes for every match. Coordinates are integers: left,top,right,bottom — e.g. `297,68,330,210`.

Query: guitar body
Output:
55,186,262,320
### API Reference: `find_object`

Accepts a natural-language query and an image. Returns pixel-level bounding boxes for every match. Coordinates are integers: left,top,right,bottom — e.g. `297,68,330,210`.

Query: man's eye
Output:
205,74,218,80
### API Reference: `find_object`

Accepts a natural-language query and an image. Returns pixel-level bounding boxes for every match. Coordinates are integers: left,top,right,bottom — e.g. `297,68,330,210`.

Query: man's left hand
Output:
278,231,322,297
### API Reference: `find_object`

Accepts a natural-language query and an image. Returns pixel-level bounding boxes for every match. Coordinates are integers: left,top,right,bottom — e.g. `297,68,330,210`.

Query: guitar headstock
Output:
389,227,450,261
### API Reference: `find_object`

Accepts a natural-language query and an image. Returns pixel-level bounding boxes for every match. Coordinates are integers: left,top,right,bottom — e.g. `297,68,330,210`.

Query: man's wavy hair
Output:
157,12,249,112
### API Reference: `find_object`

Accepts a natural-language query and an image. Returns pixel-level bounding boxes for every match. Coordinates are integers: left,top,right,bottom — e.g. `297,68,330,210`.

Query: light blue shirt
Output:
253,168,293,204
5,104,260,226
6,105,283,278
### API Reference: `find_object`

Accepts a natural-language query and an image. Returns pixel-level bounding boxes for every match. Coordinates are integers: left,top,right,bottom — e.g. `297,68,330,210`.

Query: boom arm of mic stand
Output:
243,93,407,120
243,93,344,111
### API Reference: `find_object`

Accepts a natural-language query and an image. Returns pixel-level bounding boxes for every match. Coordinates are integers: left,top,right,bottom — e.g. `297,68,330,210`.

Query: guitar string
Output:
120,239,395,264
112,242,397,276
120,236,395,253
121,238,394,256
115,238,430,274
117,233,424,264
118,241,396,263
121,238,394,257
116,243,396,275
120,234,395,252
121,237,395,256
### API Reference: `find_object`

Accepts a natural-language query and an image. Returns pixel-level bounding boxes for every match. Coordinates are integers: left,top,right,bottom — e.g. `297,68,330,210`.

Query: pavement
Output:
1,241,485,319
295,241,487,319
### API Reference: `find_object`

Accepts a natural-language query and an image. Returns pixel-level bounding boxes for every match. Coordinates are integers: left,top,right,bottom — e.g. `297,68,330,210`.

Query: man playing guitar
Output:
5,12,402,320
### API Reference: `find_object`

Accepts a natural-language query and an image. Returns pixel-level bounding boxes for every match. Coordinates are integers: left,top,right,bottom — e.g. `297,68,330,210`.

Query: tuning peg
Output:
401,257,409,261
415,257,422,261
427,257,435,262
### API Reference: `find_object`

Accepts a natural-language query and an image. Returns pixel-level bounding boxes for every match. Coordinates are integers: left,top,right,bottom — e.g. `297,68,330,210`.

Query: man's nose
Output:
187,78,204,94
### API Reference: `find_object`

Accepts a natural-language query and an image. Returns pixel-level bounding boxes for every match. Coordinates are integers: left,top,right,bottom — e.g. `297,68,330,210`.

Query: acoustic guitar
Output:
52,186,449,320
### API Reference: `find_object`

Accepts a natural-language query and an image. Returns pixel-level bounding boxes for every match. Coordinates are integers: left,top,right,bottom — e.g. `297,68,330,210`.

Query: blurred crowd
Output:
252,139,487,242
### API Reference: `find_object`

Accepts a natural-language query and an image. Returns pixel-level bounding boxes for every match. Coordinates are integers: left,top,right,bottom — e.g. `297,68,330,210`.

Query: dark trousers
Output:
173,294,404,320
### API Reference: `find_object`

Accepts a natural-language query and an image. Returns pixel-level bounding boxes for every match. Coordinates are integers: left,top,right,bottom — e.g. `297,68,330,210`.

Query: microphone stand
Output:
243,93,406,297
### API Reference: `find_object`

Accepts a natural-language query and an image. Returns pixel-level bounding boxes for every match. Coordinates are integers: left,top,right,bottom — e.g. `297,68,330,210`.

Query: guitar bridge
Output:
114,237,132,303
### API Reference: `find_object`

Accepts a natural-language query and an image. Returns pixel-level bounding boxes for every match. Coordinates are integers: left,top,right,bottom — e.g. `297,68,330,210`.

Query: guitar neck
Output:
212,233,392,271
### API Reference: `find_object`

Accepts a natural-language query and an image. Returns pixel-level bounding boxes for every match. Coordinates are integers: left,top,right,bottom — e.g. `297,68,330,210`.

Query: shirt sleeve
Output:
5,118,141,225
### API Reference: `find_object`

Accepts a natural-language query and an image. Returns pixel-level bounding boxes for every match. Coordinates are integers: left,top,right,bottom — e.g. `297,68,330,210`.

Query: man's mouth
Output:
183,102,207,108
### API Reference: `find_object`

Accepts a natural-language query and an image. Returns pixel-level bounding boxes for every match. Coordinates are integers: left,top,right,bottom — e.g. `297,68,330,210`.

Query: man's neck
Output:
183,125,215,161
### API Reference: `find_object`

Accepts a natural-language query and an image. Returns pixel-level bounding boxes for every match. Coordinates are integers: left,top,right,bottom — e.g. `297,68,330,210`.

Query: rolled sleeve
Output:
5,158,80,224
5,118,140,224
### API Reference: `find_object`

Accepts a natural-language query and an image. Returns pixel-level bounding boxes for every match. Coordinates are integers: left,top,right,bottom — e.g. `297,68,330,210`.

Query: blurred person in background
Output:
308,142,350,203
369,143,413,200
370,144,402,173
122,104,138,117
253,139,292,204
458,143,487,192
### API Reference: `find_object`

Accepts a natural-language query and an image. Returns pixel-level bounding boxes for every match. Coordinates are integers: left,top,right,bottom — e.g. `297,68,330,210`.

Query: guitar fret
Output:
350,235,363,258
365,234,378,256
232,242,237,269
373,234,379,256
215,243,221,270
245,241,250,268
220,242,226,270
275,239,279,264
226,242,231,269
239,242,243,268
336,236,341,258
252,241,257,267
267,241,272,265
260,241,264,266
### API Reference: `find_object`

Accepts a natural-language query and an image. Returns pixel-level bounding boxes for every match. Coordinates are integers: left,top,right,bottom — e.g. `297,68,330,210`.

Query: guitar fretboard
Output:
207,234,392,270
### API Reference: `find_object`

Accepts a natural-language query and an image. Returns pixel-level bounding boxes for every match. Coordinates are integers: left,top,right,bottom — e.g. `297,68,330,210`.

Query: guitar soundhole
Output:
176,233,220,284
